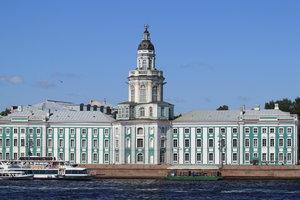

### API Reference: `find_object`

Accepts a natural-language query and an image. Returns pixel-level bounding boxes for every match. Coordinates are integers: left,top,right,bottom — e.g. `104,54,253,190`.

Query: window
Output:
173,129,178,134
161,107,165,117
36,128,41,135
104,129,109,136
270,153,275,162
14,138,18,147
173,139,178,148
139,107,145,117
13,128,18,134
6,128,11,135
209,153,214,161
262,139,267,147
93,153,98,161
220,128,225,134
279,128,284,134
245,128,250,134
160,152,165,163
253,138,258,147
137,153,143,162
140,85,146,103
232,139,237,147
287,138,292,147
245,153,250,161
82,153,86,161
48,139,52,148
82,139,87,148
115,152,119,163
6,139,10,147
104,153,109,162
149,107,153,117
48,128,52,136
262,128,267,133
115,139,119,148
208,128,214,134
185,153,190,161
93,139,98,148
279,139,284,147
173,153,178,162
161,140,165,148
262,153,267,161
70,139,75,148
279,153,284,162
93,129,98,136
152,86,158,102
0,153,2,159
287,128,292,134
196,139,201,148
36,139,41,147
184,139,190,148
59,139,64,148
59,128,64,136
0,139,2,146
130,85,135,102
253,153,258,158
221,138,225,148
233,153,237,161
287,153,292,161
196,128,202,134
184,128,190,134
104,139,109,148
70,128,75,136
137,139,143,148
6,153,10,160
48,153,52,157
196,153,201,161
222,153,226,161
209,139,214,148
232,128,237,134
70,153,75,161
126,138,130,148
81,129,87,137
0,128,2,135
137,128,143,135
21,138,25,147
57,153,63,160
270,128,275,134
253,128,258,134
270,139,274,147
245,138,249,147
14,153,18,160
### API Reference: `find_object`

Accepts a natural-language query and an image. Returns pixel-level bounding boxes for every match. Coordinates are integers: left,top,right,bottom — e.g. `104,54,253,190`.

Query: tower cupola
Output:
138,25,155,51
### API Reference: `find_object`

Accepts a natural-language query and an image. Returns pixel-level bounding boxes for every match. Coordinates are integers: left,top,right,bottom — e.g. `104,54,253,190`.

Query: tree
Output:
217,105,229,110
0,108,11,116
264,97,300,116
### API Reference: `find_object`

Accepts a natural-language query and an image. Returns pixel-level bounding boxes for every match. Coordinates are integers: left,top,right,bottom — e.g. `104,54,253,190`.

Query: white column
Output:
87,128,92,164
65,128,69,161
42,126,47,157
239,125,244,164
179,128,184,164
145,126,149,164
215,128,220,164
226,127,232,164
54,128,58,159
99,129,103,164
191,127,196,164
76,128,81,163
203,128,208,164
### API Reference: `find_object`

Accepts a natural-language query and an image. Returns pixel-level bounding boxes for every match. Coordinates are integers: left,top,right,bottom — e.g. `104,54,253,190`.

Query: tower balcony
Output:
129,70,163,77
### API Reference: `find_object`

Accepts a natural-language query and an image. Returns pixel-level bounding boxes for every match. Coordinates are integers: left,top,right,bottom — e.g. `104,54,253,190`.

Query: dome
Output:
138,40,155,50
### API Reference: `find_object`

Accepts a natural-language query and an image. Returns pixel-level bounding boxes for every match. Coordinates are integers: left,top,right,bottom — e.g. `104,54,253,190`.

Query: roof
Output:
48,111,114,123
174,110,240,123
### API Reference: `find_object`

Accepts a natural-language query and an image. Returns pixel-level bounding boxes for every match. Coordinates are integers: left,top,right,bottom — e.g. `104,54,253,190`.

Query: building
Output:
0,26,298,165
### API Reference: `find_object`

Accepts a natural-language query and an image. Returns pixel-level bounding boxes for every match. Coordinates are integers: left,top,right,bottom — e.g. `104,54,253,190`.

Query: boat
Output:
165,165,223,181
0,163,33,180
1,156,94,180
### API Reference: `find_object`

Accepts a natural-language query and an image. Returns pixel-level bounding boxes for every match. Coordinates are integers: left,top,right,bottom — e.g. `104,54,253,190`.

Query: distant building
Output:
0,26,298,165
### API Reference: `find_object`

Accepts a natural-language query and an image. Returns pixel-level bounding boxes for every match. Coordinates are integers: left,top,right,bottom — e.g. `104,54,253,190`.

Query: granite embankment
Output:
79,164,300,179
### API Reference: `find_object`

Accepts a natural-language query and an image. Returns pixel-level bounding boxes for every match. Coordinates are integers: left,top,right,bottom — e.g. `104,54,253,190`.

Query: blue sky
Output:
0,0,299,114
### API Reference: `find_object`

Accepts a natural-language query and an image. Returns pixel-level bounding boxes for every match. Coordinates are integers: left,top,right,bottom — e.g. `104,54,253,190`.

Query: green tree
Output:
264,97,300,116
217,105,229,110
0,108,11,116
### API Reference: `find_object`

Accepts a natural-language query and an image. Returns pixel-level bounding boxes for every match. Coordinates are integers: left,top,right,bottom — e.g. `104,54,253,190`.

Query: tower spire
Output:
143,24,150,40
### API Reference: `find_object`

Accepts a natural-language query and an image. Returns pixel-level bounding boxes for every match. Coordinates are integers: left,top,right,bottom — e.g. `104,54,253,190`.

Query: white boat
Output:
1,157,94,180
0,163,33,180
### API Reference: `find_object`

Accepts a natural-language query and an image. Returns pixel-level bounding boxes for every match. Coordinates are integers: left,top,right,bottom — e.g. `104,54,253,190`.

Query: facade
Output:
0,26,298,165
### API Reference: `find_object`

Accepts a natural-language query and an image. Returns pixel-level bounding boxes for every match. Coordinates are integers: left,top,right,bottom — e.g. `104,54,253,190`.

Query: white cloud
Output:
0,76,23,84
36,80,56,89
8,76,23,84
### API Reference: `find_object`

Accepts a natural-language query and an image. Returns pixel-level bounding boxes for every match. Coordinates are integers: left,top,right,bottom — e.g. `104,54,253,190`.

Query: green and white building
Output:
0,26,298,165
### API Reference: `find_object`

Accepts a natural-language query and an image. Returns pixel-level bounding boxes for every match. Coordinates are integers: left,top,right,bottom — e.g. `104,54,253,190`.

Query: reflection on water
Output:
1,179,300,199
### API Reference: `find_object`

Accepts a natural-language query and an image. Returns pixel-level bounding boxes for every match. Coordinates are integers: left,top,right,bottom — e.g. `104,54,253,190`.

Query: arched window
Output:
149,107,153,117
137,153,143,162
130,85,135,102
137,128,143,135
139,107,145,117
152,86,157,102
80,103,84,111
87,104,91,111
93,105,97,111
140,85,146,103
142,60,147,69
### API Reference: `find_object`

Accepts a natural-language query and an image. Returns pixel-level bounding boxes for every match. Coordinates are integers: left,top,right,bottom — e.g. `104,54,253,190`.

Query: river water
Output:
1,179,300,199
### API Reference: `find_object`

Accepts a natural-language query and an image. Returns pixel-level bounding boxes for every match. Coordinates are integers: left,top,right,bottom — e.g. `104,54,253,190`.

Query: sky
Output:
0,0,299,114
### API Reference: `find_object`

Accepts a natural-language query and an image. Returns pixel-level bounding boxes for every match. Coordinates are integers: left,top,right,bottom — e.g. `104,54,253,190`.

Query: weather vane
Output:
144,24,149,30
